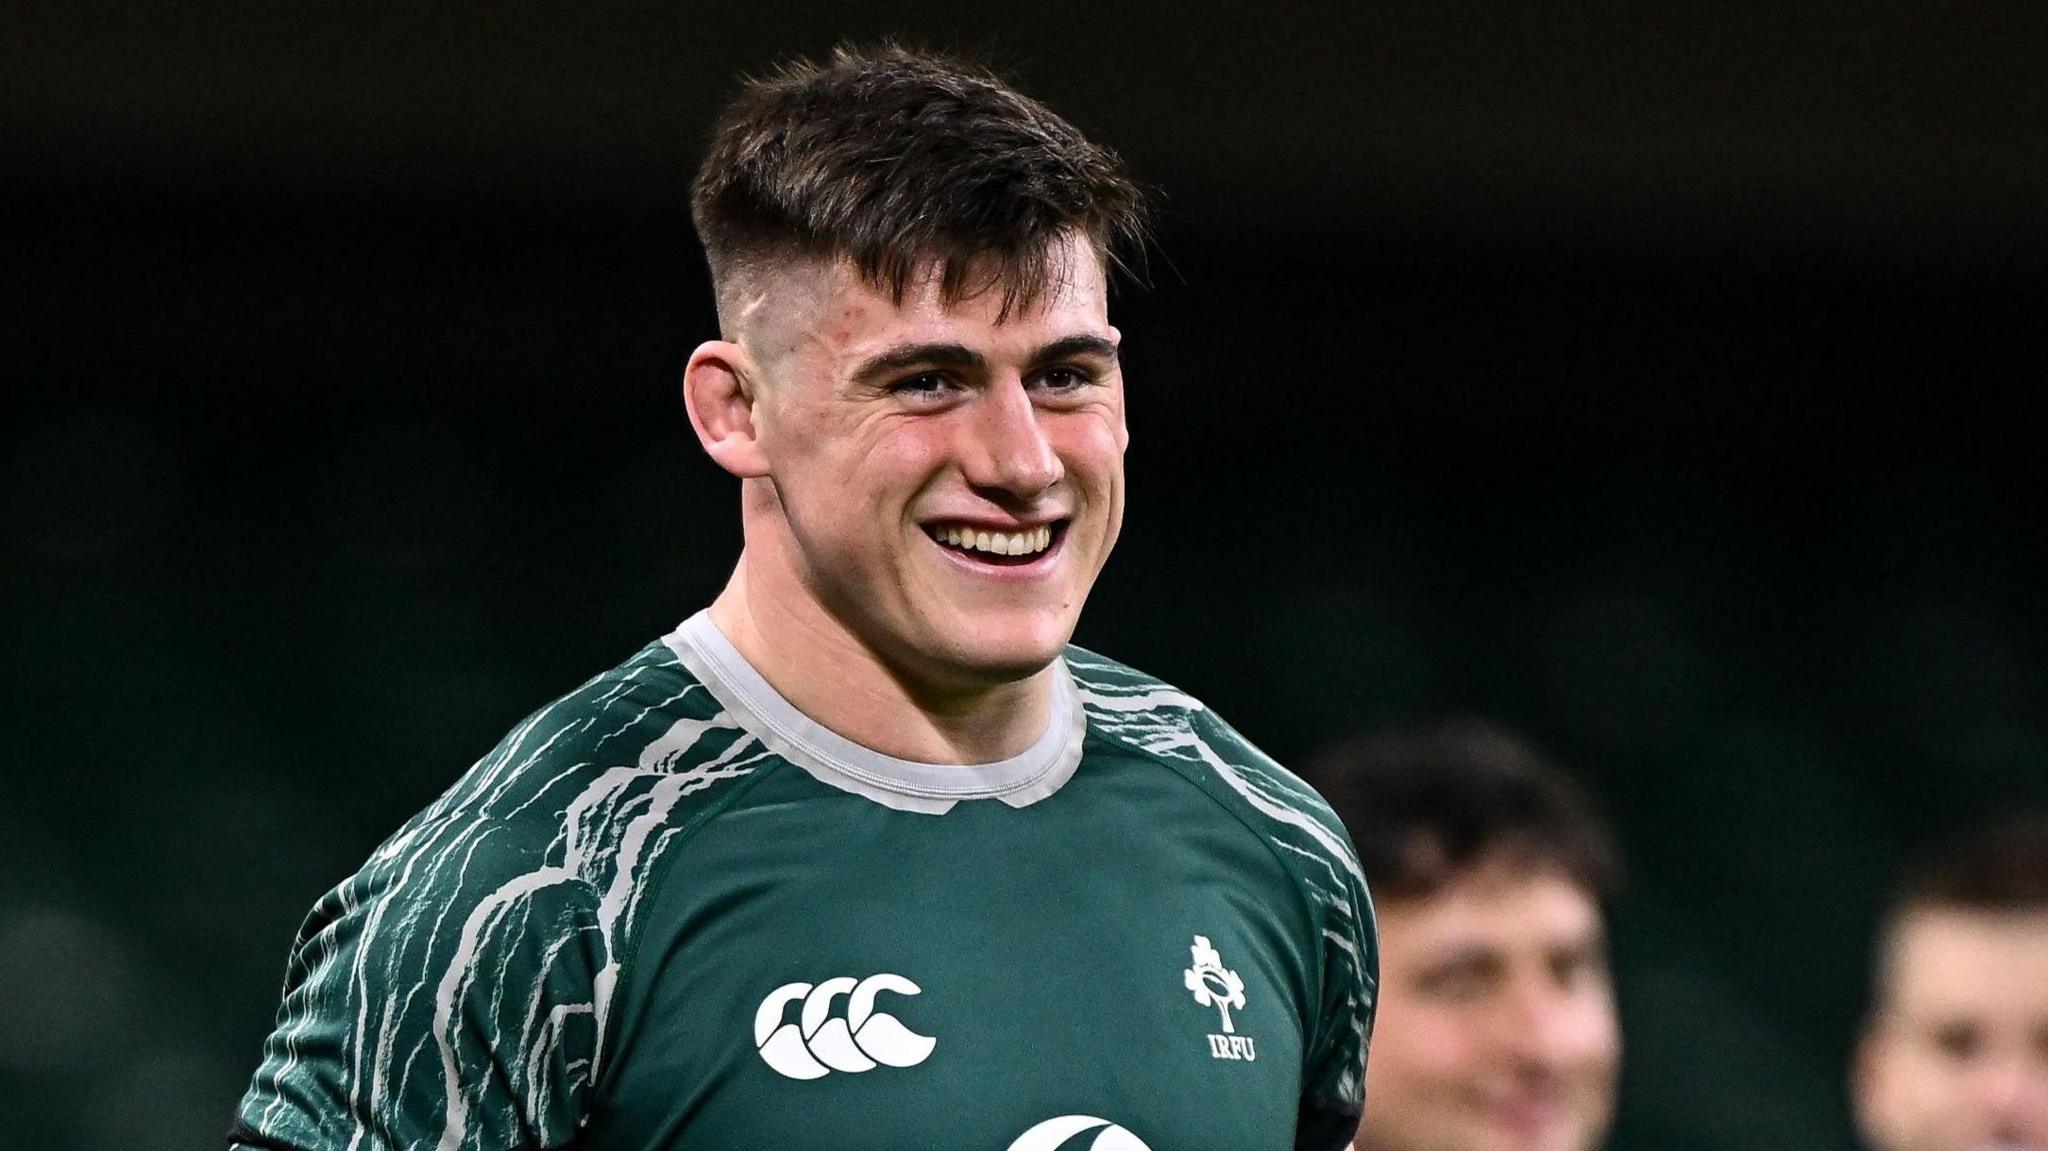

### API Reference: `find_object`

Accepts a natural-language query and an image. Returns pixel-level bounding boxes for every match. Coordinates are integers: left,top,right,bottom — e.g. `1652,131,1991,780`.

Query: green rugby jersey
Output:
231,612,1377,1151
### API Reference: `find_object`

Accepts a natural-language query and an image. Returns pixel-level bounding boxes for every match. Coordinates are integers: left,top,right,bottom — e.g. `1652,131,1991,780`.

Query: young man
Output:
1852,815,2048,1151
229,45,1374,1151
1304,721,1623,1151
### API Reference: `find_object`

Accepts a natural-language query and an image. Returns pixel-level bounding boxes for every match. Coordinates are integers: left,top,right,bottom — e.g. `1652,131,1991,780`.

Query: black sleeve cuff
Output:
1296,1096,1364,1151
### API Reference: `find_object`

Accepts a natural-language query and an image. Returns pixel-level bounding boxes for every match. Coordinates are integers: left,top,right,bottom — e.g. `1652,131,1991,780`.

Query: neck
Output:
706,554,1057,765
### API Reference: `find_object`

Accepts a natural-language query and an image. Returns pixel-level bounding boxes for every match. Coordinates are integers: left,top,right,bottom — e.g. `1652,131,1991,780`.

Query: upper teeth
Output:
934,524,1054,556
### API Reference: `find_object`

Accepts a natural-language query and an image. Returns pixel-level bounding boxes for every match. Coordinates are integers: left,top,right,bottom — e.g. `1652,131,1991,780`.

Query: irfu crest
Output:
1182,935,1247,1033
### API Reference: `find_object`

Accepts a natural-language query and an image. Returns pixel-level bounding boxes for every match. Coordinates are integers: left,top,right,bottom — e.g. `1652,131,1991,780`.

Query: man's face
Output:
1854,909,2048,1151
1360,863,1621,1151
737,236,1126,690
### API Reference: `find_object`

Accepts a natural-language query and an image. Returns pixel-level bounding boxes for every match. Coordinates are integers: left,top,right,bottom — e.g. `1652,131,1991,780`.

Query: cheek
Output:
1051,412,1128,490
864,426,953,488
1872,1049,1963,1132
1371,1004,1482,1081
1564,997,1624,1065
794,421,949,508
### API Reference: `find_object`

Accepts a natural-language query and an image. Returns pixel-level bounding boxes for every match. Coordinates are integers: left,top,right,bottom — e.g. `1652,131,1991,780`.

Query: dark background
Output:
4,2,2045,1147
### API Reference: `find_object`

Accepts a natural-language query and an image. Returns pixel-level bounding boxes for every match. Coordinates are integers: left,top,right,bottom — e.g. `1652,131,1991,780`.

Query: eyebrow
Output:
852,342,986,387
1028,334,1121,366
850,334,1120,388
1417,925,1607,972
1419,945,1506,975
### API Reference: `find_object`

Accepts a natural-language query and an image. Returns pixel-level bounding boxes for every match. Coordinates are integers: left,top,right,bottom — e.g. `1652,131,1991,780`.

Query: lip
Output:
920,513,1069,532
1485,1092,1569,1139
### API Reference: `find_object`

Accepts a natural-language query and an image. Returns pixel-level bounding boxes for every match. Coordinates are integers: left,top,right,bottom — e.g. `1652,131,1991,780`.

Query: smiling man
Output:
228,44,1375,1151
1853,815,2048,1151
1306,721,1623,1151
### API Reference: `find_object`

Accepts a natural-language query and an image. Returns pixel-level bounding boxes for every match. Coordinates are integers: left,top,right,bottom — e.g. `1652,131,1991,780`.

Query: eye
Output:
1416,959,1500,1003
1035,365,1096,392
1932,1021,1983,1063
889,372,959,400
1427,972,1491,1003
1550,946,1612,992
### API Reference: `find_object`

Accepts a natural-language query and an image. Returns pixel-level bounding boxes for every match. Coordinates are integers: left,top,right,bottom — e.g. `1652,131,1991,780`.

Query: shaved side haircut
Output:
689,42,1152,326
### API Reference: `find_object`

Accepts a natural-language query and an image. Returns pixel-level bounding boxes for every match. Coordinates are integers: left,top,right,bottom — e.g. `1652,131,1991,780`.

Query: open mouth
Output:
924,521,1066,567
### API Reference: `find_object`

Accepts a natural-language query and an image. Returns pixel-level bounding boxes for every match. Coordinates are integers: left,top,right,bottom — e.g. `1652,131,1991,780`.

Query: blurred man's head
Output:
1853,815,2048,1151
1309,720,1623,1151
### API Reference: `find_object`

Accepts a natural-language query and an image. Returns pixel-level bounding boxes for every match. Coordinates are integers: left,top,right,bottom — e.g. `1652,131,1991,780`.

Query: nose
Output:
1973,1050,2048,1128
962,378,1062,500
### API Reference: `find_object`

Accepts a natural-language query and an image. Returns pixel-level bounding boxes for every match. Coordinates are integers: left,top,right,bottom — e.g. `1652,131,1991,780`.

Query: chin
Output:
949,636,1068,682
1525,1125,1600,1151
1463,1119,1588,1151
925,616,1075,683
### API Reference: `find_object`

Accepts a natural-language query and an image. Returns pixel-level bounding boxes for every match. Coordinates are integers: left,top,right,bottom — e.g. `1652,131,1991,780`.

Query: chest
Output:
587,781,1315,1150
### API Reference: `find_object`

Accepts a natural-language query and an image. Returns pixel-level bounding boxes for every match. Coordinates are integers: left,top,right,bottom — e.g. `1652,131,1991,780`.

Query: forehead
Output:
1377,866,1604,959
1883,908,2048,1015
742,237,1113,365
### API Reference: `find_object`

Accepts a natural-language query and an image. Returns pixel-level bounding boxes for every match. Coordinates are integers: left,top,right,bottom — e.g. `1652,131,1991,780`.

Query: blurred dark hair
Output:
1891,813,2048,914
1305,718,1624,901
690,41,1151,324
1866,814,2048,1014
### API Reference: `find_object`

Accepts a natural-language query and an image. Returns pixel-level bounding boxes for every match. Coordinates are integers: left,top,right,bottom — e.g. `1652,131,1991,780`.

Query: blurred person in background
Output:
1852,815,2048,1151
1306,720,1624,1151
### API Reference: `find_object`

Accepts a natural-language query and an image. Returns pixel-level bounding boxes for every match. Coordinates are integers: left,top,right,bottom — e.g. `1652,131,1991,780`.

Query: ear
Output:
683,339,770,478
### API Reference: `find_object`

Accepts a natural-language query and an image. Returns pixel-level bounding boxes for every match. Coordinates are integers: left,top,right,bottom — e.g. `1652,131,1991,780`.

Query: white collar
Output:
662,610,1085,815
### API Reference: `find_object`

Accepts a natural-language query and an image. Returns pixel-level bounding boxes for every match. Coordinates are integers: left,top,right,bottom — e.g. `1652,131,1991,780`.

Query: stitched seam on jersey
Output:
593,752,788,1088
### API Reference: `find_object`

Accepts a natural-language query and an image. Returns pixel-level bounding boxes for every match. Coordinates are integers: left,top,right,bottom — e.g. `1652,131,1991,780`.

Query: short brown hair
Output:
1866,814,2048,1013
1890,813,2048,915
690,42,1151,324
1304,718,1624,901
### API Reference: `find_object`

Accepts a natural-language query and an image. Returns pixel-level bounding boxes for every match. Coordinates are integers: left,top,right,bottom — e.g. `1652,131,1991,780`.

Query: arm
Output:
229,826,606,1151
1297,852,1378,1151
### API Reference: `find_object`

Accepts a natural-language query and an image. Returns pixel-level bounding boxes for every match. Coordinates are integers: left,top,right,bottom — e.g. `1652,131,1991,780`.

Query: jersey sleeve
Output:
1296,856,1376,1151
1173,701,1380,1151
1070,654,1382,1151
230,819,606,1151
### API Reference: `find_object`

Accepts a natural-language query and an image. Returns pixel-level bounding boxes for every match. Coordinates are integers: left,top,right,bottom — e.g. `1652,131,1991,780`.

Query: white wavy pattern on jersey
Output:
245,646,762,1151
1065,650,1374,1106
1066,655,1364,890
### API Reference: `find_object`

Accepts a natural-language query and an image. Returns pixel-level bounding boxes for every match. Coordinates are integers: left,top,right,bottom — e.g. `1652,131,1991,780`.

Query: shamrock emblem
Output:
1182,935,1247,1033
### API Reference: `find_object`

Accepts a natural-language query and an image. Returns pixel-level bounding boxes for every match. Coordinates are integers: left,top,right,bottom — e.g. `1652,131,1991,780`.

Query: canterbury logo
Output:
1006,1115,1154,1151
753,974,936,1079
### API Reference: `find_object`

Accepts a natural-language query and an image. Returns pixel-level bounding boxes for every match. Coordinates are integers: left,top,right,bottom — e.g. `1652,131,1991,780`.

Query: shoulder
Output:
371,637,765,884
1065,649,1378,1127
238,637,778,1150
287,634,778,1020
1064,646,1366,906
